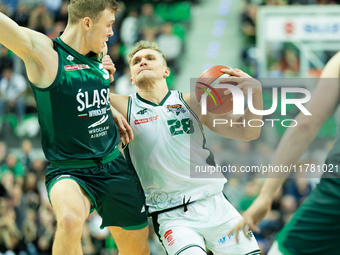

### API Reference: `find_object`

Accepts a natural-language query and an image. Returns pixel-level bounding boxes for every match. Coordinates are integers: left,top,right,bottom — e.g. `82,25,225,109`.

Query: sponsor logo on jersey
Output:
137,108,148,115
64,64,90,71
164,229,175,246
66,55,74,61
134,115,159,125
167,104,186,116
88,125,109,139
88,107,110,117
88,115,108,128
76,88,110,113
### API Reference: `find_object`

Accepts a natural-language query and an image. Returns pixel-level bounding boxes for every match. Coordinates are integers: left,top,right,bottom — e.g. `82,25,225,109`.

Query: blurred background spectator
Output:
139,3,163,42
0,46,13,77
120,9,139,52
156,22,183,74
0,0,339,254
0,63,27,122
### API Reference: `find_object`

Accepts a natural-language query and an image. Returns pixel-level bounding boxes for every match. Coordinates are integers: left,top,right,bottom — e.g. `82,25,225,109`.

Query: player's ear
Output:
163,67,170,78
130,76,135,86
83,17,91,30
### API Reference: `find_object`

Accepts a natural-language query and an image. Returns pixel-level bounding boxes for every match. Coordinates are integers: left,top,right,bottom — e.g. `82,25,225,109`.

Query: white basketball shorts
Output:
151,192,261,255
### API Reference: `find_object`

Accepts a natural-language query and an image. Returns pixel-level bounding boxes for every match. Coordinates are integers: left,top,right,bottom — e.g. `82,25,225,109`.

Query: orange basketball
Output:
195,65,237,114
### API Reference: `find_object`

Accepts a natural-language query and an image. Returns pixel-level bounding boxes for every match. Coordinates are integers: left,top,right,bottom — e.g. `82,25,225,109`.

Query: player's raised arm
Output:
0,13,49,59
228,51,340,242
0,12,34,58
0,13,57,88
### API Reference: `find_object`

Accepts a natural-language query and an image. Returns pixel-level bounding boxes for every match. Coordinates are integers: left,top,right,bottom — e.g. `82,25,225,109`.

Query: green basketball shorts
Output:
45,153,148,230
275,177,340,255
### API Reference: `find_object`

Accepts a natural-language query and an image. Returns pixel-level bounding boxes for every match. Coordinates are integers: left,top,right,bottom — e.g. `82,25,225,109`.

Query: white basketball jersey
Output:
125,90,227,213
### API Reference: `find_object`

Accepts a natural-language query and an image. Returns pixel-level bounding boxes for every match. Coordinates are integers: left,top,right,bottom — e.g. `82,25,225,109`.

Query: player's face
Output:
130,49,169,86
89,9,115,54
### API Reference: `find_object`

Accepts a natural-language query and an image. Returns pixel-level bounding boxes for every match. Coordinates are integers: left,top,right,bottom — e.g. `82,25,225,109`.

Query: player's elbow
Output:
295,117,317,135
243,127,261,141
251,129,261,140
245,133,260,141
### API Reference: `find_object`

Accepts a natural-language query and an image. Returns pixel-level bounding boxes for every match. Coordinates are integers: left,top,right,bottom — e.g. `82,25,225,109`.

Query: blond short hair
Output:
68,0,119,24
127,41,167,66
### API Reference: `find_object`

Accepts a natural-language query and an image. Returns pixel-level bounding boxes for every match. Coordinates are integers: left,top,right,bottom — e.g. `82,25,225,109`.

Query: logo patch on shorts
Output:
218,229,252,244
164,229,175,246
218,236,227,244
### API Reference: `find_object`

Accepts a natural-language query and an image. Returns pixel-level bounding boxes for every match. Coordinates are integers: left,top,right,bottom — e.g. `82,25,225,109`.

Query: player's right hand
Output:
227,195,272,243
221,68,262,96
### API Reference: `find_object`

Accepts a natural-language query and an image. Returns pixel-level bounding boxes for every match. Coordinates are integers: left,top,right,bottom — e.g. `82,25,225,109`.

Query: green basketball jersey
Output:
30,37,119,161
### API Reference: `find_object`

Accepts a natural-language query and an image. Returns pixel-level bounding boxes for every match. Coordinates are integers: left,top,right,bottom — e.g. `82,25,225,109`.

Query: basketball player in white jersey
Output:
107,41,263,255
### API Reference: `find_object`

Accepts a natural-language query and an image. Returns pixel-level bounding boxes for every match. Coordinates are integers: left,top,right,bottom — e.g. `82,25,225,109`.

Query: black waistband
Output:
148,196,193,217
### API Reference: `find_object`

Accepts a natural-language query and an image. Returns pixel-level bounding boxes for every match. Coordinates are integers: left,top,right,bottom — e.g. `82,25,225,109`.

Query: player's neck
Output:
137,83,169,105
60,25,90,56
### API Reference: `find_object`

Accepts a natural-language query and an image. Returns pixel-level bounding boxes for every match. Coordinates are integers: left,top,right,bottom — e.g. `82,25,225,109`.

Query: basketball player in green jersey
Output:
108,40,263,255
229,52,340,254
0,1,149,255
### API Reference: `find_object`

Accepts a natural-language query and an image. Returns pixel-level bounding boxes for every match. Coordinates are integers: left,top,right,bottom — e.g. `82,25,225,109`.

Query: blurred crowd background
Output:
0,0,339,254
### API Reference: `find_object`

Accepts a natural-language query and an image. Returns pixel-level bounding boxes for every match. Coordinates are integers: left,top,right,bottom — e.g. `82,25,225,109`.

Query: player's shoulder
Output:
109,93,130,107
181,92,196,108
178,91,190,100
169,90,190,105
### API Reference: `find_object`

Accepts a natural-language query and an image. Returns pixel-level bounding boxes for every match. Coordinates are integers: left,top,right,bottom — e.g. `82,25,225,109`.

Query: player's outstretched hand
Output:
110,106,134,144
227,195,271,243
221,68,262,96
102,55,116,83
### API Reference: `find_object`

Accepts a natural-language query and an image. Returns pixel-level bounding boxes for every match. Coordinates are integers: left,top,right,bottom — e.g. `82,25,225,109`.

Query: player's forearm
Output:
109,93,129,119
271,115,319,172
258,178,285,202
259,115,320,199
